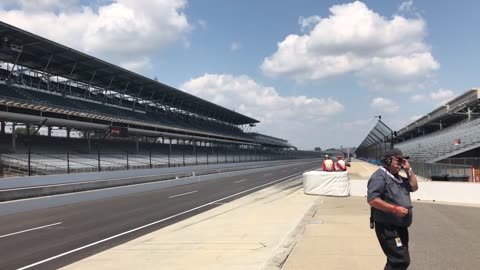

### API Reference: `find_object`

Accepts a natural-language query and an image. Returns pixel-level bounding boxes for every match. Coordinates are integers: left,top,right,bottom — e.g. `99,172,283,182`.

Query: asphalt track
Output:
1,161,479,270
0,160,320,270
410,202,480,270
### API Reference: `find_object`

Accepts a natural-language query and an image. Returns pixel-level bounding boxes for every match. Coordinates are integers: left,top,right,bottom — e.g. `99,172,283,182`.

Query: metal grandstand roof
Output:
355,119,394,159
357,120,393,148
396,88,480,137
0,21,258,125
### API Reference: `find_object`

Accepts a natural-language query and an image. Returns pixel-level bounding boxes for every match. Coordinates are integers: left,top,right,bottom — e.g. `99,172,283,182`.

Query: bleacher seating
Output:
0,83,25,99
0,133,276,174
0,149,270,175
0,80,249,140
396,117,480,162
0,68,10,79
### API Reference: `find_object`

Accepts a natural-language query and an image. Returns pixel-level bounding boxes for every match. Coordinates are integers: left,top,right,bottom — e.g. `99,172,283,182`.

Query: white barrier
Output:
350,179,480,205
303,171,350,197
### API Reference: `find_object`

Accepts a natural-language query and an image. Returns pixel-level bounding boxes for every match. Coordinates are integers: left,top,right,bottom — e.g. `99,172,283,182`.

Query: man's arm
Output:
406,169,418,192
367,171,408,217
369,198,408,217
403,160,418,192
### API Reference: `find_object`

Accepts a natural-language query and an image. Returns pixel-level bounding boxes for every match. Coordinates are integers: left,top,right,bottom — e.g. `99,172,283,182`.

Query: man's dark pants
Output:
375,222,410,270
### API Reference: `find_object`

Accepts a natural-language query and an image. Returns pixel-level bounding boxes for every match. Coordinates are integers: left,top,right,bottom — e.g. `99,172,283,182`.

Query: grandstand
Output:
355,89,480,182
248,132,296,149
394,89,480,164
0,21,313,177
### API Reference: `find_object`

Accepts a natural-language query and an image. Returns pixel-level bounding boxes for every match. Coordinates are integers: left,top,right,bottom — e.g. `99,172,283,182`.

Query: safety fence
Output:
359,158,474,182
0,148,321,177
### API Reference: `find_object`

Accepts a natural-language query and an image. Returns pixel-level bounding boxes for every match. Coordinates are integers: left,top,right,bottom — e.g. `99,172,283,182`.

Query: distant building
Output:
314,147,322,151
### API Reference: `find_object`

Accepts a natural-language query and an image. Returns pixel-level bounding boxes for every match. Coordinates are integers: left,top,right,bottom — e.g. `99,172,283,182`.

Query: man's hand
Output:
394,206,409,217
369,199,410,217
402,159,412,172
402,159,419,192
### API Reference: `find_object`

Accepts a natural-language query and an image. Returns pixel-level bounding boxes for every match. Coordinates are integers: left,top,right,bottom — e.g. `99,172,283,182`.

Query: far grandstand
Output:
355,88,480,182
0,21,317,177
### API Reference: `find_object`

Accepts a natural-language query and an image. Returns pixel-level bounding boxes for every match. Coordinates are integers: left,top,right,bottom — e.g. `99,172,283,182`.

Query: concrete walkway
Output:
61,160,385,270
281,196,384,270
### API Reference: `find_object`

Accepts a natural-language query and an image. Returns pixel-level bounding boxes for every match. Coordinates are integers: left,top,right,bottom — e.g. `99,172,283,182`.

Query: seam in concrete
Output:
263,197,324,270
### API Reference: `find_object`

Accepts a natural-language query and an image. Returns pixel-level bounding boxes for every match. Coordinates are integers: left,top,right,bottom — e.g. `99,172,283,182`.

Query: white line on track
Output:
17,171,303,270
233,179,246,183
168,190,198,199
0,222,62,239
263,173,272,176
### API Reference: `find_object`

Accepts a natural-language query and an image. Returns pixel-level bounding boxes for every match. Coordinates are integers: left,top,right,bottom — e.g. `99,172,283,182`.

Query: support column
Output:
66,127,71,139
11,123,16,153
136,137,139,154
48,126,52,137
1,121,5,134
87,131,91,153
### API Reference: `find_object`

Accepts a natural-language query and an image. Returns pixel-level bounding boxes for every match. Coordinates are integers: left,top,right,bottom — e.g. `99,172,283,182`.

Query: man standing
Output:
322,154,335,172
367,148,418,270
335,155,351,171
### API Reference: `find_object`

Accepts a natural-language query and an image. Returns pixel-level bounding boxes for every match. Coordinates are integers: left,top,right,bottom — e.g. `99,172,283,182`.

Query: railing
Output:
0,149,316,178
0,154,67,176
410,161,473,182
359,159,474,182
438,157,480,168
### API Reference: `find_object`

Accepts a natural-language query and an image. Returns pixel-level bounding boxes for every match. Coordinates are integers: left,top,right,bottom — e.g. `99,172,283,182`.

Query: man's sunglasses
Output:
394,157,409,163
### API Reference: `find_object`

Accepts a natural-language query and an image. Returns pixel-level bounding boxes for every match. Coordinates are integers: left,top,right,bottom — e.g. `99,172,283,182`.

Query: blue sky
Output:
1,0,479,150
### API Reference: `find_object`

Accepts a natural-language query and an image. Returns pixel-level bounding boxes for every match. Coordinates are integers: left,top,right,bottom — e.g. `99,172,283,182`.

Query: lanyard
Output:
380,167,403,184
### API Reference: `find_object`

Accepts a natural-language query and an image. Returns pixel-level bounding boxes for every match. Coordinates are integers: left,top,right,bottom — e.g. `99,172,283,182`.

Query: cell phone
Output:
405,206,413,209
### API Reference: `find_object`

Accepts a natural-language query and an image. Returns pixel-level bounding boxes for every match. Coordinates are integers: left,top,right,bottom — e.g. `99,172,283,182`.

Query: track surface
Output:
410,202,480,270
0,160,319,270
2,161,479,270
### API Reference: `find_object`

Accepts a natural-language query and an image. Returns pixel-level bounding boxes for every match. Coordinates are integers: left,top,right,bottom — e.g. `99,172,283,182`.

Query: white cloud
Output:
298,15,321,32
430,89,455,105
409,89,456,105
119,57,152,73
398,0,414,13
261,1,439,92
1,0,191,71
410,94,426,103
341,118,375,130
230,41,242,52
409,115,422,122
371,97,399,113
180,74,344,148
1,0,79,11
